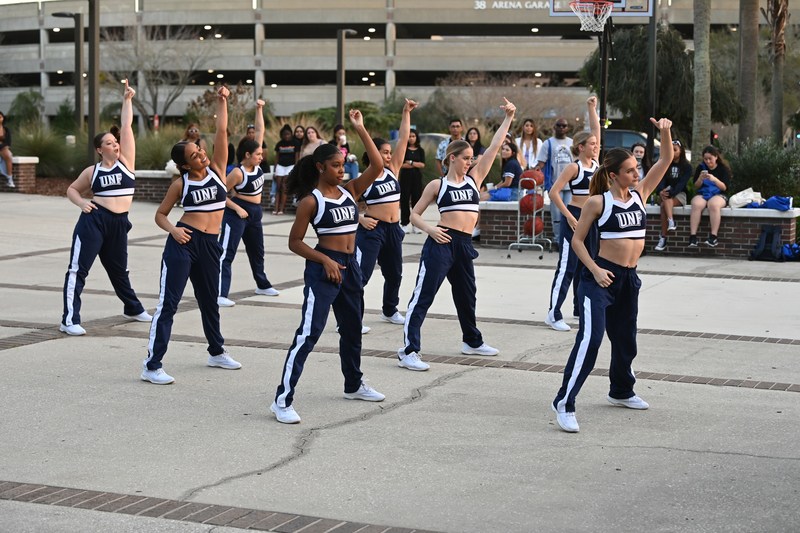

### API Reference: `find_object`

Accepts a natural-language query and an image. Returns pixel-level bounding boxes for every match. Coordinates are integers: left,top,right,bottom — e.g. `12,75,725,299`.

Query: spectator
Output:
516,118,542,170
273,124,299,215
300,126,326,158
294,125,305,148
399,128,425,234
180,122,207,153
689,145,731,248
630,141,652,180
435,118,464,177
465,127,485,170
480,141,523,202
225,128,236,175
331,124,360,179
654,140,692,252
0,111,13,187
535,118,574,246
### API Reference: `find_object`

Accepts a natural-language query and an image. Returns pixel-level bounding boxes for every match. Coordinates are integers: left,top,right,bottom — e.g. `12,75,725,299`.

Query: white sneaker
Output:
552,403,579,432
380,312,405,325
545,315,571,331
270,401,301,424
335,325,371,334
123,311,153,322
403,224,412,234
461,342,499,356
217,297,235,307
343,382,386,402
413,226,422,234
397,348,430,371
654,236,667,251
607,394,649,409
141,368,175,385
255,287,280,296
207,350,242,369
59,323,86,336
6,177,15,188
471,228,481,238
667,218,677,232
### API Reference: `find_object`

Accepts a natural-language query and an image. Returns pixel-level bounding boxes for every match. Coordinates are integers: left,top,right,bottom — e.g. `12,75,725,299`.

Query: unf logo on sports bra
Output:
615,211,643,228
376,181,396,196
449,189,474,202
331,205,356,223
251,176,265,189
190,186,219,204
99,173,123,187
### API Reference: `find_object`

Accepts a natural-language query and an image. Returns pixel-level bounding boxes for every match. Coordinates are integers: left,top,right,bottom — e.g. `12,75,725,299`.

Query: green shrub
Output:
134,125,184,170
13,126,89,178
726,140,800,203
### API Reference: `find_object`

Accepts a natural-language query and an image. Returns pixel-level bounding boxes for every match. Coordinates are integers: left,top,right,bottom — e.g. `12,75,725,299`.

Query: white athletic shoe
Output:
655,236,667,251
552,403,579,432
59,323,86,336
607,395,649,409
207,350,242,370
335,325,371,334
461,342,499,356
217,296,236,307
343,382,386,402
412,226,422,234
380,312,406,325
6,176,15,188
667,218,677,232
397,348,430,371
545,315,571,332
471,228,481,238
270,401,301,424
255,287,280,296
141,368,175,385
403,224,412,234
123,311,153,322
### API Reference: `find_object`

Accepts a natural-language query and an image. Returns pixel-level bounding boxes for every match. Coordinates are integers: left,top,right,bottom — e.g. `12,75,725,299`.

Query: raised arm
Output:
637,118,674,199
470,98,516,186
345,109,383,199
587,96,601,146
210,85,230,178
387,99,419,176
119,79,136,171
254,99,266,147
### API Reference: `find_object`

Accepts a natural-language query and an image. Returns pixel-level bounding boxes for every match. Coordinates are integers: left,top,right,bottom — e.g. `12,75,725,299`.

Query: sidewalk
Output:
1,192,798,533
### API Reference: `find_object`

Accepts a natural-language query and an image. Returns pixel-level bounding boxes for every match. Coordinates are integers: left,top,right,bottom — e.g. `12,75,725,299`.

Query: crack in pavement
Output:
571,444,800,462
179,367,477,502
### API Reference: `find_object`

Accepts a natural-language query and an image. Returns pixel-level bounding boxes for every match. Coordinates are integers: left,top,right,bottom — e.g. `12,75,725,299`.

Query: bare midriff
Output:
569,195,589,209
179,211,224,235
438,210,479,235
319,234,356,254
365,201,400,223
232,191,262,205
93,196,134,214
597,239,645,268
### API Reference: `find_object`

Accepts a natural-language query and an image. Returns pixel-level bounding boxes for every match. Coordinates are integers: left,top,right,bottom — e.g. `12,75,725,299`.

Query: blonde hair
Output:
445,140,472,165
570,131,595,157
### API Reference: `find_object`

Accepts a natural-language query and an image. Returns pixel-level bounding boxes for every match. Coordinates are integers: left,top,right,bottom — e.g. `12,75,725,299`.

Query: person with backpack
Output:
688,146,731,248
535,118,574,247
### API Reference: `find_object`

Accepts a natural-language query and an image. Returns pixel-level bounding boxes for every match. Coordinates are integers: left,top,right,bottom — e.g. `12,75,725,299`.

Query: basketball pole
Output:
646,12,657,164
598,20,611,160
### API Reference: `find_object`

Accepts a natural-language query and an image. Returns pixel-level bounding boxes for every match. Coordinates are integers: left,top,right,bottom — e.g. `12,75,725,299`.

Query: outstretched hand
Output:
217,85,230,100
349,109,363,128
403,98,419,113
123,79,135,100
501,97,516,117
650,117,672,131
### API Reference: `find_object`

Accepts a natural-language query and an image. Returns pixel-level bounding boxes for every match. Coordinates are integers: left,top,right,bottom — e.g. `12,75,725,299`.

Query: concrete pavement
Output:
1,192,798,533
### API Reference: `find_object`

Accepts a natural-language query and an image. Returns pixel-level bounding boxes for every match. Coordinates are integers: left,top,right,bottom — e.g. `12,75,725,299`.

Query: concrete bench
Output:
0,156,39,194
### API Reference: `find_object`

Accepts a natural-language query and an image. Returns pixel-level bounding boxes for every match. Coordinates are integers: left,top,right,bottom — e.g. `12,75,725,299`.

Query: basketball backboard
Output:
550,0,653,17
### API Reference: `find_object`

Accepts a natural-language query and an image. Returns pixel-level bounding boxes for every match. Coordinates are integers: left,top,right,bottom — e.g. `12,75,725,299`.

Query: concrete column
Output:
255,70,265,100
136,16,146,136
39,19,49,126
385,9,396,98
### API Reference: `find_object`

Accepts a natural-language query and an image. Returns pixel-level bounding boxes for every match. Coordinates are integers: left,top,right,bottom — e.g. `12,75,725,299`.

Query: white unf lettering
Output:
449,189,473,202
331,205,356,224
615,211,643,228
190,187,216,204
376,181,396,196
252,176,265,189
99,173,123,187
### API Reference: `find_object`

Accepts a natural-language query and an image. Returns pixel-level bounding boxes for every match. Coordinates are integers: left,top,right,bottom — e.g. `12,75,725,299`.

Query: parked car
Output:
603,129,660,159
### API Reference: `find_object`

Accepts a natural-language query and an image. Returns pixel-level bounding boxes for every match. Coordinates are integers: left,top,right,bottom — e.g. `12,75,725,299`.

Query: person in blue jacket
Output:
654,140,692,251
688,146,731,248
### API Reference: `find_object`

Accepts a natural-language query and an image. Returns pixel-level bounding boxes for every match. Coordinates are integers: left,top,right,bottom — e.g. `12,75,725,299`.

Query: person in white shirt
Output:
535,119,574,247
516,118,543,170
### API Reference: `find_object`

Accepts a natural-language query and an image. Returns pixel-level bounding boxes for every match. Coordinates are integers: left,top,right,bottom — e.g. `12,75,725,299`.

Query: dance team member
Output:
60,80,151,336
552,117,674,433
142,85,239,385
397,98,516,372
270,108,386,424
356,98,418,326
545,96,601,332
217,99,279,308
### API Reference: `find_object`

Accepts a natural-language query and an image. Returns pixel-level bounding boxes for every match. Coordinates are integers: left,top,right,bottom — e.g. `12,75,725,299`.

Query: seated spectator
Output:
466,127,486,171
654,140,692,251
630,141,652,180
689,145,731,248
0,111,13,187
480,141,523,202
300,126,326,158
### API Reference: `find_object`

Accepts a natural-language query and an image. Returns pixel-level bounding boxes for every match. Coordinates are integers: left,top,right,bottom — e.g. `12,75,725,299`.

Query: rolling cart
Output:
508,171,552,259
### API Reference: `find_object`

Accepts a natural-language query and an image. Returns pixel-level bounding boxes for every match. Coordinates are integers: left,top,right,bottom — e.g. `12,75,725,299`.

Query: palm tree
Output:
737,0,759,148
761,0,790,146
692,0,712,158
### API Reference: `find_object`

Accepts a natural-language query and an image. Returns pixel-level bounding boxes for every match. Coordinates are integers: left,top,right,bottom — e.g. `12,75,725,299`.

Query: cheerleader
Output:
355,99,418,326
270,109,385,424
397,98,516,372
60,80,151,336
545,96,601,332
217,99,279,307
552,118,674,433
142,86,238,385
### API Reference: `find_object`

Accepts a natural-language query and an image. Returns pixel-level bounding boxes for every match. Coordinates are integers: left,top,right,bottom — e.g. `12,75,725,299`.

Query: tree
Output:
185,83,274,135
580,25,743,146
738,0,760,148
8,90,45,127
102,25,214,129
761,0,791,146
300,101,399,137
692,0,713,158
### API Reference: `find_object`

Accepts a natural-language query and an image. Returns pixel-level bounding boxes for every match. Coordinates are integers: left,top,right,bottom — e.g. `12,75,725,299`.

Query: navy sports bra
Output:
181,169,227,213
90,160,135,197
311,186,359,236
233,165,265,196
569,159,598,196
362,167,400,205
597,190,647,240
436,176,480,214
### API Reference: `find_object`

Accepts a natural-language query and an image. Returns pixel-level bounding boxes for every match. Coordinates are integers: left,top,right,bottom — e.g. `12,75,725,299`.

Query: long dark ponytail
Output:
286,143,342,199
590,147,632,196
361,137,389,166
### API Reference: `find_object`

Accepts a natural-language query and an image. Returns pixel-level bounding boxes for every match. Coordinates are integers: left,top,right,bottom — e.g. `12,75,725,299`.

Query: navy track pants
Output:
275,247,364,408
218,198,273,298
548,204,599,321
402,229,482,355
62,204,144,326
553,257,642,413
355,219,404,317
145,223,225,371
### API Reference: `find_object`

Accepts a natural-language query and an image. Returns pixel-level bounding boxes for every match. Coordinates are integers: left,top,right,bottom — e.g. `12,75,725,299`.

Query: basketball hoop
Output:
570,1,613,32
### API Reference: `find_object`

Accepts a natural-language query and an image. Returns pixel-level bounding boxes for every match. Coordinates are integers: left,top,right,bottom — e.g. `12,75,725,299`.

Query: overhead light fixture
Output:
362,77,369,81
246,79,253,84
531,27,539,32
53,27,61,32
363,36,370,41
216,73,223,78
57,70,63,74
208,69,214,73
209,81,215,85
215,33,222,39
370,83,376,87
204,25,212,30
199,37,204,40
82,73,87,77
271,83,277,88
368,28,376,33
58,81,63,85
369,72,375,76
431,35,443,41
534,72,542,77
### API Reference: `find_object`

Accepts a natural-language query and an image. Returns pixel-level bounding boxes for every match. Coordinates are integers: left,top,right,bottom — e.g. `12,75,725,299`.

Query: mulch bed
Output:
35,178,74,196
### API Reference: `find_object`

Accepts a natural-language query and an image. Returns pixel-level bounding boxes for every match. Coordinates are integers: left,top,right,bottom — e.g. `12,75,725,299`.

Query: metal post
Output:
646,12,657,163
74,13,84,131
88,0,100,163
336,29,357,127
598,24,610,158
